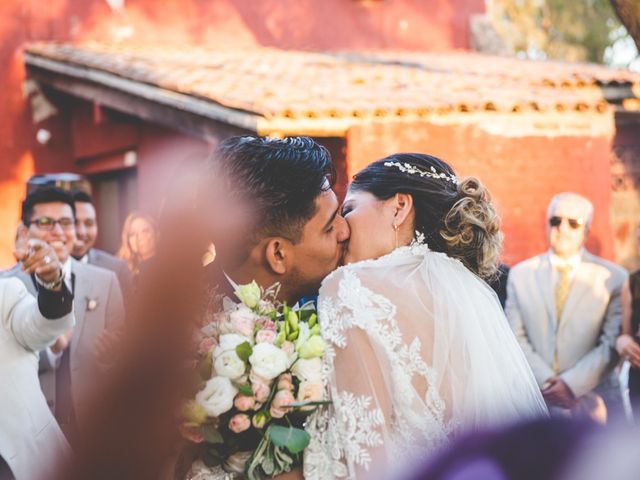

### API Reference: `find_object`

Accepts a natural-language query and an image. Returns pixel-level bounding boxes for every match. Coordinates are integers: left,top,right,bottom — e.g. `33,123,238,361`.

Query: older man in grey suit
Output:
506,192,628,421
3,187,125,440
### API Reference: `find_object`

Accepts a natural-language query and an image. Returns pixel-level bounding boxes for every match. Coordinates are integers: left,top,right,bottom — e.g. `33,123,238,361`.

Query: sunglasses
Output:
548,216,585,229
29,216,75,231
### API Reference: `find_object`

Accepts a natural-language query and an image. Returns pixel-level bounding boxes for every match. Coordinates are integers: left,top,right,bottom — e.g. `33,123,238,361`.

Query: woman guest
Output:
117,212,158,284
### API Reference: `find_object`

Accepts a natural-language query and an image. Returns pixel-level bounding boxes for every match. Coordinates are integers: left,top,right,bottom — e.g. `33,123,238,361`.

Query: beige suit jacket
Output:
506,250,627,399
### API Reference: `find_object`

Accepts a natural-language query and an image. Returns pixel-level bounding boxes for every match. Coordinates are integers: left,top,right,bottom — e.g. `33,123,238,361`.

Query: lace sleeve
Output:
304,267,410,480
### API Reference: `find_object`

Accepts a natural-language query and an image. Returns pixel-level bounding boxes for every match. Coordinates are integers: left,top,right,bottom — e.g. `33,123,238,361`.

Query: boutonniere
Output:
85,297,99,312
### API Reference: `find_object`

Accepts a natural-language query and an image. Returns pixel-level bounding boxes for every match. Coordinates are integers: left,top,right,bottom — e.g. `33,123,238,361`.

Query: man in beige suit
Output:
2,187,124,441
506,192,628,420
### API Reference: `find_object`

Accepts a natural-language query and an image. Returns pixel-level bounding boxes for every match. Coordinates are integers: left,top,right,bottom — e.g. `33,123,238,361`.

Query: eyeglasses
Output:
548,216,585,229
29,216,75,231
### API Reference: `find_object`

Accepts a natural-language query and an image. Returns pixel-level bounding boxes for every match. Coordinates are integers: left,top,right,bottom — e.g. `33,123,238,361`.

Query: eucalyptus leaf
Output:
236,341,253,362
268,425,310,454
199,424,224,444
236,383,253,396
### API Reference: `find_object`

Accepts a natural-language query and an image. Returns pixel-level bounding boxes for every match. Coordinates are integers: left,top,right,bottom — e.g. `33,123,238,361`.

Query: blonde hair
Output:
117,211,158,276
440,177,503,281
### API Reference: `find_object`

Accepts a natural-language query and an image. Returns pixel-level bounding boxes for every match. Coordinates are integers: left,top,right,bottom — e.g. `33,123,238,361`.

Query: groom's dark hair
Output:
212,135,336,244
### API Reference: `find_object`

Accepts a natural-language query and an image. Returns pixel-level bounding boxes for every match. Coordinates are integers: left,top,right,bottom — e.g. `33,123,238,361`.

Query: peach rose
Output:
270,389,295,419
252,381,270,403
297,381,324,411
234,394,256,412
228,413,251,433
277,373,294,392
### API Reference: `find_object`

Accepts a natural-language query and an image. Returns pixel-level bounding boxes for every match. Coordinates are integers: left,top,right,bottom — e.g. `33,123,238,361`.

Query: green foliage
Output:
235,341,253,362
490,0,623,63
268,425,311,454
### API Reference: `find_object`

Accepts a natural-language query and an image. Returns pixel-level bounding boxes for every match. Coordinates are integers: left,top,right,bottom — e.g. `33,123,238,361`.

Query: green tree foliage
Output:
489,0,622,63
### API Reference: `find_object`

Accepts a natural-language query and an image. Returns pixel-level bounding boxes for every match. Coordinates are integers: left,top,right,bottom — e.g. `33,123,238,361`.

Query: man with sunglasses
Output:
2,187,125,444
506,192,628,422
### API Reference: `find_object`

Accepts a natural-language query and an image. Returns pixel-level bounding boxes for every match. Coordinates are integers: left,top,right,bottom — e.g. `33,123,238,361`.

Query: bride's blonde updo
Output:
350,153,503,281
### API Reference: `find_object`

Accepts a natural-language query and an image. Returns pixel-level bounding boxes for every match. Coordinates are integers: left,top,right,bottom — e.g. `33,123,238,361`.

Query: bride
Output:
302,153,548,479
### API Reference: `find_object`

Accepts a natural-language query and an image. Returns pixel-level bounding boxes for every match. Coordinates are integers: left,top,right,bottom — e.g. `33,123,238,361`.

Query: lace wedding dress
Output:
303,242,548,479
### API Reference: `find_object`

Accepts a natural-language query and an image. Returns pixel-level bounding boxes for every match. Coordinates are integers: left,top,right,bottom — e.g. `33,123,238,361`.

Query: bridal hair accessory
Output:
384,161,458,184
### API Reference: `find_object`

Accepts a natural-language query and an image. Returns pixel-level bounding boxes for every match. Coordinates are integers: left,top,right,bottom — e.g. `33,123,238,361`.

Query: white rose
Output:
229,305,258,337
195,376,238,417
291,357,323,382
214,350,246,379
215,333,252,358
249,343,289,380
294,322,310,350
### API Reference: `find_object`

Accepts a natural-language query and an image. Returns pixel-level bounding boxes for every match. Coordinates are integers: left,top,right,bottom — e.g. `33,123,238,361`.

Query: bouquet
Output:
182,281,328,479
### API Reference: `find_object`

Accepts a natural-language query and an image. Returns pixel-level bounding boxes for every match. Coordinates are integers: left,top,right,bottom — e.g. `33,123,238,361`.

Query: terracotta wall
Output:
611,112,640,271
0,0,483,267
346,116,616,265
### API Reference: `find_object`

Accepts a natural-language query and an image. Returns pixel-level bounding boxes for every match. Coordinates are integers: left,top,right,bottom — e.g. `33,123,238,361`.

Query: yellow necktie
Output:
555,264,572,322
553,263,572,372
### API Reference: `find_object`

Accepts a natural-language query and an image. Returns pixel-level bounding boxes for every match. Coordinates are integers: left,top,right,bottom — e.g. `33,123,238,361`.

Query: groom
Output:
206,135,350,305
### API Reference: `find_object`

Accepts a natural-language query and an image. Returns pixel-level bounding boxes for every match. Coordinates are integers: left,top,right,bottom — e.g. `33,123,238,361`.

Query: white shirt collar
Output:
549,248,583,271
80,253,89,264
223,271,239,292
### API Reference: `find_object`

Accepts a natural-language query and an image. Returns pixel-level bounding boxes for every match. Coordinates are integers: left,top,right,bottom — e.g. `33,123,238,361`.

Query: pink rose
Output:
198,337,217,355
256,329,277,344
257,317,277,331
281,341,295,357
252,381,270,403
270,389,295,419
277,373,293,392
234,394,256,412
230,306,258,337
228,413,251,433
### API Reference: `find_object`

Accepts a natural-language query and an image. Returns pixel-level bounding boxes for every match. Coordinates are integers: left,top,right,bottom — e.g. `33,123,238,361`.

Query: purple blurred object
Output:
406,418,597,480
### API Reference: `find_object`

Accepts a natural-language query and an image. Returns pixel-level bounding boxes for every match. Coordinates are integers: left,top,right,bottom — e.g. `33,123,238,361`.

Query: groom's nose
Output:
335,215,350,243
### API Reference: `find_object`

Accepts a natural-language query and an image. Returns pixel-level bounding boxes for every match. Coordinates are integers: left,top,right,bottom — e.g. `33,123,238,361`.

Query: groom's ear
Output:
393,193,413,226
264,237,289,275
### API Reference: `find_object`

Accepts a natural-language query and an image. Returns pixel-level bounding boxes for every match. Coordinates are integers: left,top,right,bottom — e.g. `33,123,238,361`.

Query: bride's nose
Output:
335,215,350,242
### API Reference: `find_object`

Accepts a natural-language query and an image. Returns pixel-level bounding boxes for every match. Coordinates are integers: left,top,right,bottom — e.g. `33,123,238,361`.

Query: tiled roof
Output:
24,42,640,134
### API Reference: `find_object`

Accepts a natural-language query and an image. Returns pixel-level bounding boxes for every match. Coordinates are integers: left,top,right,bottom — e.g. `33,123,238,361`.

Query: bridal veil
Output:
304,243,548,479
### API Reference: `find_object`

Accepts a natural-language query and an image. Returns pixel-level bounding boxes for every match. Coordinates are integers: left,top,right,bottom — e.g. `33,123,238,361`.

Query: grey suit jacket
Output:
87,248,133,308
506,250,627,400
2,259,125,420
0,278,73,479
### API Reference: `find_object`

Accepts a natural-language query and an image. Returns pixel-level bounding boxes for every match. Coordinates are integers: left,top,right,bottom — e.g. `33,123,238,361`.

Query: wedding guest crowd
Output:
1,165,640,480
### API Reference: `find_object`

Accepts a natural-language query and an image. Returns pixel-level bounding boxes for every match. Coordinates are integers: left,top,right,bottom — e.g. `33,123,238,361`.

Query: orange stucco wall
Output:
347,118,616,265
0,0,484,267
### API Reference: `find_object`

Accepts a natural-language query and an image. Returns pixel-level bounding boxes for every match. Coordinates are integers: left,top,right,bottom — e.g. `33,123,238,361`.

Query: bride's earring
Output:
393,223,399,249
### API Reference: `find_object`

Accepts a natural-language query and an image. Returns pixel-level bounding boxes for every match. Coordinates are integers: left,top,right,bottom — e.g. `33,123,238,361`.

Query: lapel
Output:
70,259,90,353
535,253,556,328
559,251,595,327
